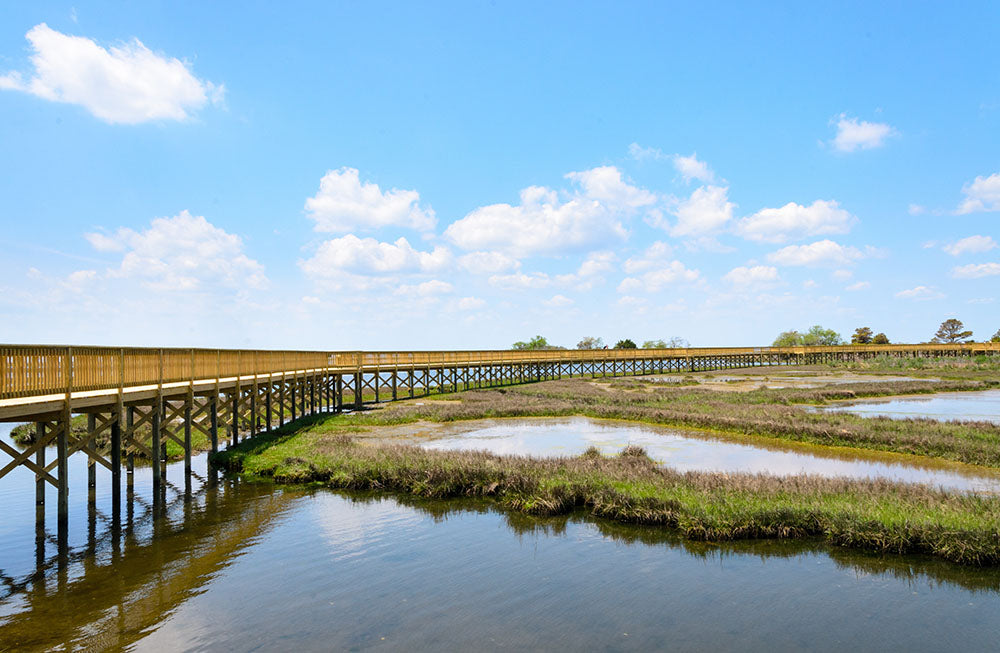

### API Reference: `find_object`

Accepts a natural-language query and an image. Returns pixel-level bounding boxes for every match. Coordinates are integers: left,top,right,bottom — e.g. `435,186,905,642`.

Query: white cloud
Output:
943,235,997,256
735,200,856,243
543,294,573,307
956,173,1000,214
487,272,551,289
395,280,454,296
617,260,699,293
829,114,896,152
766,239,866,267
628,143,665,161
723,265,780,288
553,251,616,290
305,168,435,233
623,242,673,274
895,286,944,301
669,185,735,237
952,262,1000,279
300,235,450,278
672,153,715,184
86,210,266,290
84,232,125,252
457,251,521,275
832,269,853,280
444,166,652,257
908,204,926,216
0,23,220,124
845,281,870,291
455,296,486,311
563,166,657,210
803,279,818,289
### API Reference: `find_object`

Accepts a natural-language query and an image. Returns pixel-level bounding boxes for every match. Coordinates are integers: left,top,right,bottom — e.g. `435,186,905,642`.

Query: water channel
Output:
3,396,1000,650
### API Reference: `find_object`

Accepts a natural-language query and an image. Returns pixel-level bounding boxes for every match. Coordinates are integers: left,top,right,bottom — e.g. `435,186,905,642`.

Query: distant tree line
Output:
513,335,690,350
517,320,999,351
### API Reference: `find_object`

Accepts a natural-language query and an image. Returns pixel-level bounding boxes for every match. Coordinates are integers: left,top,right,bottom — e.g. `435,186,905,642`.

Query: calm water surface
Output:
818,389,1000,424
397,417,1000,493
4,419,1000,651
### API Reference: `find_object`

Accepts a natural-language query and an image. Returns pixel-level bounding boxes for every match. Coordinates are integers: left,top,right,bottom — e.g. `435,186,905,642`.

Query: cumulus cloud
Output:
735,200,856,243
395,280,454,296
543,294,574,307
622,242,674,274
672,153,715,184
455,296,486,311
627,143,664,161
956,173,1000,214
305,168,435,233
723,265,780,288
444,166,652,257
669,185,735,237
766,239,866,267
829,114,896,152
487,272,551,290
0,23,221,124
563,166,657,210
845,281,870,291
895,286,944,301
300,235,450,278
943,235,997,256
85,210,266,290
952,262,1000,279
458,251,520,275
617,260,699,293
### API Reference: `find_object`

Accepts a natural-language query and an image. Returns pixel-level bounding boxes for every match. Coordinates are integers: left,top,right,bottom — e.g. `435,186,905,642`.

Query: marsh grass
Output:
214,432,1000,566
302,378,1000,467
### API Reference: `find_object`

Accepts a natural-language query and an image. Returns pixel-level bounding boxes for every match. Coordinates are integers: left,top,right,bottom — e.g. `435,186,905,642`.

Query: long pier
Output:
2,342,998,537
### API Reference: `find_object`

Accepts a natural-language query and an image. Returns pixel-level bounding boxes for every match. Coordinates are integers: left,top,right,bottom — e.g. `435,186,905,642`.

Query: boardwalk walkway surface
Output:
2,342,997,535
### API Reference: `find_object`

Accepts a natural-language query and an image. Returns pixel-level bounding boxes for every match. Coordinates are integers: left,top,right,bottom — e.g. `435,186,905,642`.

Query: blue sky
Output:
0,1,997,350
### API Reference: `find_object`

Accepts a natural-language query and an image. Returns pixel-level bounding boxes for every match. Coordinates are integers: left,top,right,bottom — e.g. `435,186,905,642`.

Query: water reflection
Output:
2,482,1000,650
817,389,1000,424
383,417,1000,493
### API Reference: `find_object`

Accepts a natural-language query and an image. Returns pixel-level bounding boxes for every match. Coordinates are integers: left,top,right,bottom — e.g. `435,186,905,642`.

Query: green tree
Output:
933,319,973,344
851,327,873,344
512,335,552,350
576,336,604,350
990,329,1000,343
773,326,842,347
666,336,690,348
872,332,890,344
614,338,637,349
772,330,803,347
642,339,667,349
802,325,843,346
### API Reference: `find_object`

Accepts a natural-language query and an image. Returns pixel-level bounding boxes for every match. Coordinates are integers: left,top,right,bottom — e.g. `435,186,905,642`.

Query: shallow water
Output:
4,421,1000,650
393,417,1000,493
817,389,1000,424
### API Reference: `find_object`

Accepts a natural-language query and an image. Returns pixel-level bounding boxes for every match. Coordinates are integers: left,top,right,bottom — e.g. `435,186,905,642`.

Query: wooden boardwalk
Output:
2,342,998,536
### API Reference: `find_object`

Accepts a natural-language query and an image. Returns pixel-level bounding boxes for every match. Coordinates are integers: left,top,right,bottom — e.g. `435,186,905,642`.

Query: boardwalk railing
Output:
3,342,998,402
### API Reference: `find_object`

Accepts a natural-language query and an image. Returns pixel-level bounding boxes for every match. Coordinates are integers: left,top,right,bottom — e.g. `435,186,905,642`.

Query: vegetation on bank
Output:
286,376,1000,467
214,433,1000,566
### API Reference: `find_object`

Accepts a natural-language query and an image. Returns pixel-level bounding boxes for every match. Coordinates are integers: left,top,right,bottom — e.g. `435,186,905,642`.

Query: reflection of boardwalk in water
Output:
0,474,293,651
